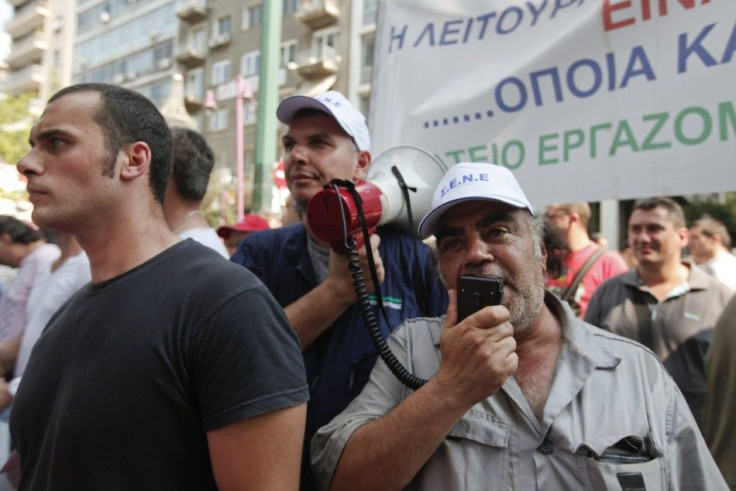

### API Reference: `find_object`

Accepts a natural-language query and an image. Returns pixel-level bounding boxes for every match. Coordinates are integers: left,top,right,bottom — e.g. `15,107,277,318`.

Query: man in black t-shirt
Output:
11,83,308,489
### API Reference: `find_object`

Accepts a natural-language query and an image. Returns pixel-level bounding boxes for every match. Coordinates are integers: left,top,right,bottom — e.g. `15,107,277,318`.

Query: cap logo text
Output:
440,172,489,198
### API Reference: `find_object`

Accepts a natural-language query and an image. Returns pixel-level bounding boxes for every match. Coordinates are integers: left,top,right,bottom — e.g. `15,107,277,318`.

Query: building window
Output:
212,60,231,86
215,15,232,36
280,39,296,67
362,0,378,26
243,100,256,125
209,107,229,131
360,95,370,127
283,0,299,14
186,68,204,100
360,35,374,84
241,51,260,77
153,41,173,68
242,4,262,30
190,27,206,53
312,28,337,60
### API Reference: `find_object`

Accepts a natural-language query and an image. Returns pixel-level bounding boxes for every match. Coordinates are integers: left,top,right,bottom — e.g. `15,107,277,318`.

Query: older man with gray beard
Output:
311,162,725,491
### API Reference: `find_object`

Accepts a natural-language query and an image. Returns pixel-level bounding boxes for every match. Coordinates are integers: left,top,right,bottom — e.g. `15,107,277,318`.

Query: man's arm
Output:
286,234,384,350
325,291,517,490
207,403,307,491
0,337,21,376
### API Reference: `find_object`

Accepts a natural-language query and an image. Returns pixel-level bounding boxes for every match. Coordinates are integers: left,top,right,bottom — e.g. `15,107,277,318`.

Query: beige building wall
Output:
177,0,377,213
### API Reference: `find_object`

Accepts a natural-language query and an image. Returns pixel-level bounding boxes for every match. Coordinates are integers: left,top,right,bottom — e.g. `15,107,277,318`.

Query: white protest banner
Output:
371,0,736,208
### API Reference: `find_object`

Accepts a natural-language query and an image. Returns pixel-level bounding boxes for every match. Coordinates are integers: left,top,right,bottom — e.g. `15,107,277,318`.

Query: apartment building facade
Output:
3,0,74,103
177,0,378,212
74,0,179,107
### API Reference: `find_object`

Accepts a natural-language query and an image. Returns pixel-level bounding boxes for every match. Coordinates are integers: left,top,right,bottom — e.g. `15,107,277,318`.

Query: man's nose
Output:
465,234,494,265
17,150,40,177
288,142,310,164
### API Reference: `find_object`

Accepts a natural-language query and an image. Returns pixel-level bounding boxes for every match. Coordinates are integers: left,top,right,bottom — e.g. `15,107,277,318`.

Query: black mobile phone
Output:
457,275,504,322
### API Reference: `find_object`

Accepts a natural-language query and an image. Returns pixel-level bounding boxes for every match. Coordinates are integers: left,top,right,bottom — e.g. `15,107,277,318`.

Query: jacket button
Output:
537,439,553,455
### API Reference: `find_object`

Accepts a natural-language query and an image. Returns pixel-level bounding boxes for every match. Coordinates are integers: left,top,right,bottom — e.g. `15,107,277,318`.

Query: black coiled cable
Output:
329,179,427,391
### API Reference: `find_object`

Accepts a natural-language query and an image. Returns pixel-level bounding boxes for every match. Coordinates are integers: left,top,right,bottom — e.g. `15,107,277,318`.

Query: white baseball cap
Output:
418,162,534,238
276,90,371,152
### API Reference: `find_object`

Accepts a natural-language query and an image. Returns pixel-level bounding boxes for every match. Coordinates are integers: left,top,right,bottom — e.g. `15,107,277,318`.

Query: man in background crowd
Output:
163,127,228,258
586,197,732,424
688,217,736,290
702,293,736,490
0,231,90,487
217,213,270,257
544,202,628,317
0,217,59,344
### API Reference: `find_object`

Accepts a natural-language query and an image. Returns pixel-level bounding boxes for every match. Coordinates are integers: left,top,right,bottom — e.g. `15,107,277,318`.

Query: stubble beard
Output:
466,264,546,336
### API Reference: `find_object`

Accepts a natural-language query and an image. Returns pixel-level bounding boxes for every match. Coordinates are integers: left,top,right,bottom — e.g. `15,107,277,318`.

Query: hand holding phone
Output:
457,275,504,322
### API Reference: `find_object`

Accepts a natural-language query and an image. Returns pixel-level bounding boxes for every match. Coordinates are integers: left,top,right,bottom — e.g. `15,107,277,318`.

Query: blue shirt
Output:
231,223,448,489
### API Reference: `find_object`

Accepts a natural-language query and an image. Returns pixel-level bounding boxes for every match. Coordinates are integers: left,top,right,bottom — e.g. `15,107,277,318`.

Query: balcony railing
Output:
296,0,338,29
295,48,339,79
2,63,43,94
177,0,208,24
5,32,46,69
6,3,49,38
175,48,206,69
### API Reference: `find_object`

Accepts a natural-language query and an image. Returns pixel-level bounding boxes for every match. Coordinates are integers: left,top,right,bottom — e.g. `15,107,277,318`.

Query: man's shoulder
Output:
243,224,304,248
571,317,666,372
593,268,636,294
170,241,264,289
689,260,733,294
233,224,306,265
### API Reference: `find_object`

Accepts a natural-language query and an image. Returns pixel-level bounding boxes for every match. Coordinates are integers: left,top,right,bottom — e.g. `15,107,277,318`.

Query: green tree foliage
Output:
0,92,36,165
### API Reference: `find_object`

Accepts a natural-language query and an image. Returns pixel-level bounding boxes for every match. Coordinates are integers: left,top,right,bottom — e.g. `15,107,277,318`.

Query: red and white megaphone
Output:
306,146,447,253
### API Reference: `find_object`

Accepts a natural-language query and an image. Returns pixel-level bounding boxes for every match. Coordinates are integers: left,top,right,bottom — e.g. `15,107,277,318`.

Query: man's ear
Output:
539,235,548,275
678,226,690,249
354,150,371,180
119,142,151,182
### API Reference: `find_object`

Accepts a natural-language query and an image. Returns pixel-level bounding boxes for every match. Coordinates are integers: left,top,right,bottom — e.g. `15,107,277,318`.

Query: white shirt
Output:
702,250,736,291
179,227,229,258
14,251,91,380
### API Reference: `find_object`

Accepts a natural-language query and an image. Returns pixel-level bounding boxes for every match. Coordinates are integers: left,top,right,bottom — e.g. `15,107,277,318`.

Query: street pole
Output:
235,74,246,221
253,0,283,212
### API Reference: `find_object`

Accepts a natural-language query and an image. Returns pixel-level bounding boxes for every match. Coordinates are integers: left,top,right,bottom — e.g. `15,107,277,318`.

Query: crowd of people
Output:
0,82,733,489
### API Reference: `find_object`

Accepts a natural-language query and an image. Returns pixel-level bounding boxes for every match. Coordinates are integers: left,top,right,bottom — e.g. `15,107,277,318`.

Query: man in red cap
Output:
217,214,270,257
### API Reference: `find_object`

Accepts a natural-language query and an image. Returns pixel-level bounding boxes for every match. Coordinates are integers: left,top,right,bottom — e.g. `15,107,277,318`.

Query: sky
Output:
0,0,11,62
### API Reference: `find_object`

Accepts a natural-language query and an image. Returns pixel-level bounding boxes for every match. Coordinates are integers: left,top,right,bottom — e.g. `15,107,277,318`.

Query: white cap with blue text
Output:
276,90,371,152
418,162,534,239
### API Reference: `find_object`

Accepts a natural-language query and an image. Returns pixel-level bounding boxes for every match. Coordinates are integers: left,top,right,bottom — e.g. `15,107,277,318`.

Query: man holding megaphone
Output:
230,90,448,490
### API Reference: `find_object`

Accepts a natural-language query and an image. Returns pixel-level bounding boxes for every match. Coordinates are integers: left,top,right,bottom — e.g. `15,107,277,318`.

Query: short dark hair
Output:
48,83,172,203
170,128,215,201
692,217,732,249
632,197,686,228
0,216,45,244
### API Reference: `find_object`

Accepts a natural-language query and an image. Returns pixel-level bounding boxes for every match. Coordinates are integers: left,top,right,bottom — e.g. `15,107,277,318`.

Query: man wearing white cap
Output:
230,90,447,489
311,162,724,490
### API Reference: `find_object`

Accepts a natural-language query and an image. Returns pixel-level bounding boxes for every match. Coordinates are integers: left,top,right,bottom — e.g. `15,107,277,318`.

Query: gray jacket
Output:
312,293,726,490
585,262,732,423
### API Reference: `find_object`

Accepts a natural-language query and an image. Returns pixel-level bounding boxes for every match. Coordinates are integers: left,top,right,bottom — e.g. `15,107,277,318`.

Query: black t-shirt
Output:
11,240,308,490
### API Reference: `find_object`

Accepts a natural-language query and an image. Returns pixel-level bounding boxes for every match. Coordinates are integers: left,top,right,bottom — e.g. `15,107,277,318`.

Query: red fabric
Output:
546,243,630,318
